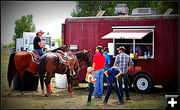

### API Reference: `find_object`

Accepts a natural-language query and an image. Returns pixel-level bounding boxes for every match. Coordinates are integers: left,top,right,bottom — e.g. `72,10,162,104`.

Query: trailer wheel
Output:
133,73,153,93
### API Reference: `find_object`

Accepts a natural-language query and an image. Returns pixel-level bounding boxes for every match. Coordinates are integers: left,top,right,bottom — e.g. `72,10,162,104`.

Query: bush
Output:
8,42,15,48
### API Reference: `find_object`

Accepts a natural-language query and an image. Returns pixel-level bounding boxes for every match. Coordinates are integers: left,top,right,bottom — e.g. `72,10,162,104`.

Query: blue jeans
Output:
34,49,44,56
94,69,104,98
103,82,124,104
118,74,130,98
87,83,94,102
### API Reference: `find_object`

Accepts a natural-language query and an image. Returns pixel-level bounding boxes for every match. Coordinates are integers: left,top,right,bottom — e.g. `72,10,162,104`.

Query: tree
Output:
13,14,35,42
71,1,103,17
71,1,178,17
157,1,178,14
54,38,61,47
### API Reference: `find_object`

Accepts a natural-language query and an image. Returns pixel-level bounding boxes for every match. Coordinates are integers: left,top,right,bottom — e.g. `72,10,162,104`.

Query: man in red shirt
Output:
92,45,106,98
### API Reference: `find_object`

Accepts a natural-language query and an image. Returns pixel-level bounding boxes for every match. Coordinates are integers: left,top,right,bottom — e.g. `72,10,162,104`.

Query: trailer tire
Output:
133,73,153,93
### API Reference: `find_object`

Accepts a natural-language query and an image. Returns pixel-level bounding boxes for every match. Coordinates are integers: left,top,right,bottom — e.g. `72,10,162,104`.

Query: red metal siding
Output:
64,17,178,84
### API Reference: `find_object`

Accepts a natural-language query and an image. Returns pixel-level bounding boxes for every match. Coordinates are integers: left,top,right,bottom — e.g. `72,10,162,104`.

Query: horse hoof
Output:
42,93,46,97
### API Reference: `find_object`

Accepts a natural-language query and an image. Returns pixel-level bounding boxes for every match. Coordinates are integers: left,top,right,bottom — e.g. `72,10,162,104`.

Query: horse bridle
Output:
71,51,91,79
60,51,90,79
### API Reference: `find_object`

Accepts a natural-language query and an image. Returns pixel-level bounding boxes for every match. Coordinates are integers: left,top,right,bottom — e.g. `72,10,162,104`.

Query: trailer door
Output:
16,38,24,51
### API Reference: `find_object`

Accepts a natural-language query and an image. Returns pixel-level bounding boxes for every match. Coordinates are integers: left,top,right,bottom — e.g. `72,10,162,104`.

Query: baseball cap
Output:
36,29,44,34
87,66,94,72
96,45,103,49
103,47,109,52
117,46,125,50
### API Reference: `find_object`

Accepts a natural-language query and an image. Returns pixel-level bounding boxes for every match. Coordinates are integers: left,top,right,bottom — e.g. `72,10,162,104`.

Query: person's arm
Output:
107,55,111,66
113,55,119,66
38,42,44,48
92,63,95,69
104,71,108,77
115,71,123,79
90,76,96,83
127,57,134,70
129,57,134,67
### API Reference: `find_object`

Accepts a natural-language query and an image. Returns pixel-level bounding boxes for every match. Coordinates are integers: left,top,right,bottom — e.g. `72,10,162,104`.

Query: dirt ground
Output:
1,48,177,109
1,82,171,109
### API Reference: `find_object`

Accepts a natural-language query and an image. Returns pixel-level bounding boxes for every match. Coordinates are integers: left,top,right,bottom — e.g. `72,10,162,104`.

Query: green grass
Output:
1,49,10,92
124,100,165,109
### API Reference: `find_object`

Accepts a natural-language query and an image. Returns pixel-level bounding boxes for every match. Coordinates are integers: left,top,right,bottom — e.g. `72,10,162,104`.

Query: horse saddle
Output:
56,50,77,66
56,50,70,65
31,50,41,64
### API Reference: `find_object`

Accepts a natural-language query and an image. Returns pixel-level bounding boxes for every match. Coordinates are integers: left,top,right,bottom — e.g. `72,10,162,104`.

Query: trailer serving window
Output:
102,26,155,59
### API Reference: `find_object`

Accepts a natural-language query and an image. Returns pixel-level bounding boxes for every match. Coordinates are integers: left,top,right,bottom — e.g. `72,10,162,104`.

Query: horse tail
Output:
38,55,46,91
7,52,16,88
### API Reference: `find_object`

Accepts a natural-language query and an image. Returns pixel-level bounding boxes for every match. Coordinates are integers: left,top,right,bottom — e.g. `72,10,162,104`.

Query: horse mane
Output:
73,50,89,59
50,47,67,52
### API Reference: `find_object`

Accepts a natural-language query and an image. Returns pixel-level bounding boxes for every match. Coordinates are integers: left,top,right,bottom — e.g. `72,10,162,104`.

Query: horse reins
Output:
71,51,91,79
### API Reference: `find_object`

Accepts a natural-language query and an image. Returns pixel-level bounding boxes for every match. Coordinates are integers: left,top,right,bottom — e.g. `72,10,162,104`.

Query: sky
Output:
1,1,76,45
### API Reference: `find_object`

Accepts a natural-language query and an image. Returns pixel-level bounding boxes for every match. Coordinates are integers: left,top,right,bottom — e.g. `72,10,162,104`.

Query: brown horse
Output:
38,50,91,96
7,51,39,94
7,47,68,94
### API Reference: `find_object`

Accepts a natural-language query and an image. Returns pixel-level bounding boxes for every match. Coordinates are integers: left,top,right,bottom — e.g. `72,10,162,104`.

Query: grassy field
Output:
0,47,175,109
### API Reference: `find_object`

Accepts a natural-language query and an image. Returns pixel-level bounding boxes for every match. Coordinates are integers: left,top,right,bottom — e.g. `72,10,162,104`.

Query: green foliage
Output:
2,45,8,48
2,42,15,48
71,1,178,17
52,38,62,47
55,39,62,47
8,42,15,48
157,1,178,14
71,1,102,17
13,14,36,42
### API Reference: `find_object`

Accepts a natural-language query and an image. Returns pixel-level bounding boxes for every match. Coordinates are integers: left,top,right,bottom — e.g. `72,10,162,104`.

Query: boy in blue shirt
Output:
103,66,124,105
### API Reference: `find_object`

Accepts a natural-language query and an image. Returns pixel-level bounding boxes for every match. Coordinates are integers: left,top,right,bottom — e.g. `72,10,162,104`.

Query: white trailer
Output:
15,32,56,52
15,38,24,51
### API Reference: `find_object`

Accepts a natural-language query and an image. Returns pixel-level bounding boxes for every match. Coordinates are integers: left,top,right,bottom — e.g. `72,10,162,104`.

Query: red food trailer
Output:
62,14,178,93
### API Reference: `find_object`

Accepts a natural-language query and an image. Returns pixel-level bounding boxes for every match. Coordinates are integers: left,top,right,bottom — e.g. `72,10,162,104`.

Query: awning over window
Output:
102,30,151,39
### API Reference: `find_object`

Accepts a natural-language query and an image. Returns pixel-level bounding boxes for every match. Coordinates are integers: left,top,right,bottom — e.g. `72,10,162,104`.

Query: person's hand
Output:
42,44,45,48
128,67,133,70
115,75,118,79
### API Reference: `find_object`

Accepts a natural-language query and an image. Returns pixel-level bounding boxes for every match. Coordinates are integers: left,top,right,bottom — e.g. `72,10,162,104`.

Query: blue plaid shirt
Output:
113,52,134,74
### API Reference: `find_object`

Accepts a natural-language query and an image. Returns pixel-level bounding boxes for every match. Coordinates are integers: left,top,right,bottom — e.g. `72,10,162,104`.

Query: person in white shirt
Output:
85,67,96,103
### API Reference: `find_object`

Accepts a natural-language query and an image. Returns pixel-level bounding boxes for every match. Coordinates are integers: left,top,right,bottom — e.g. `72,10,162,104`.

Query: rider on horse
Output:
33,29,45,56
